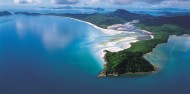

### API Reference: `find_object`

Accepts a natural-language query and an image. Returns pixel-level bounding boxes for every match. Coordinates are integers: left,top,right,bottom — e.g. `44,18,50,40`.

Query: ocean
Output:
0,15,190,94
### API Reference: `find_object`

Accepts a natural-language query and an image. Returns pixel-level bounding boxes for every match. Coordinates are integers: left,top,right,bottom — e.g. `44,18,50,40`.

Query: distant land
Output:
13,9,190,77
157,11,190,16
0,11,12,16
40,6,105,11
151,8,190,12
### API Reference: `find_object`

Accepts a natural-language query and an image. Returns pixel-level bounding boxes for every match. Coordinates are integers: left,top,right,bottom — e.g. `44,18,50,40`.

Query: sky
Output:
0,0,190,9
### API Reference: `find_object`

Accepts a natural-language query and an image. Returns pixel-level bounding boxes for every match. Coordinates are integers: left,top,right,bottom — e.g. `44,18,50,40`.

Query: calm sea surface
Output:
0,15,190,94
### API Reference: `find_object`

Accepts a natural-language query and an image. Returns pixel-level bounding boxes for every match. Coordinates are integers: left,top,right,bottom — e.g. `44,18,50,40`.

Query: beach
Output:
67,17,154,66
67,17,154,65
67,17,124,35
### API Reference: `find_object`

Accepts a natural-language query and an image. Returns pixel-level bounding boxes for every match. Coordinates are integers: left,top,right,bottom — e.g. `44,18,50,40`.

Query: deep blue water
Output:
0,15,190,94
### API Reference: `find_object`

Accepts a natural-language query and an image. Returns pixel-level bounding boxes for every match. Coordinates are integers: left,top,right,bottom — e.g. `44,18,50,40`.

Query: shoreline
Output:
13,11,189,78
67,17,153,52
66,17,139,61
66,17,156,77
66,17,125,35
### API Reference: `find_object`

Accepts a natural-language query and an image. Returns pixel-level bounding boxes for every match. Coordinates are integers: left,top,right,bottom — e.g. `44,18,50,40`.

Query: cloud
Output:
14,0,40,4
152,0,190,8
68,0,190,8
111,0,170,5
1,0,190,9
52,0,79,4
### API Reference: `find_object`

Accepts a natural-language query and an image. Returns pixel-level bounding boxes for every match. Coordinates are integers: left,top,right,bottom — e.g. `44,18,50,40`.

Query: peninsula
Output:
14,9,190,77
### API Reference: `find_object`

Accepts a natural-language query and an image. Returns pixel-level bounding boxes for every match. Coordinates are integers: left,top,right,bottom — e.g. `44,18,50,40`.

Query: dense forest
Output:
104,24,187,76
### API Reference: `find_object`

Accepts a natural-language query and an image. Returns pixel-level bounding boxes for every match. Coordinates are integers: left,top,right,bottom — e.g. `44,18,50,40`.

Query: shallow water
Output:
0,15,190,94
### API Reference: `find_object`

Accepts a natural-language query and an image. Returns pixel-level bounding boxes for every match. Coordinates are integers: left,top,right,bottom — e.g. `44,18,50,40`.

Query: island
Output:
40,6,105,11
14,9,190,77
0,11,12,16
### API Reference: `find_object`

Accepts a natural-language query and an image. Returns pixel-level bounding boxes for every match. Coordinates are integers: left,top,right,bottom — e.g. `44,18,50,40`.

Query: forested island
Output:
14,9,190,76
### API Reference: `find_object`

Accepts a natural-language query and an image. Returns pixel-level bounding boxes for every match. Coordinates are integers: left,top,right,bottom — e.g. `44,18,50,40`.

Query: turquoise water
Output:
0,15,190,94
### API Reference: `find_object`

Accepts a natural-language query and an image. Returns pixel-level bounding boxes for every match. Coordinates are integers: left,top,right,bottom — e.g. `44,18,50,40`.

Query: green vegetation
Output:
64,13,125,29
82,15,125,29
62,9,149,29
104,24,187,76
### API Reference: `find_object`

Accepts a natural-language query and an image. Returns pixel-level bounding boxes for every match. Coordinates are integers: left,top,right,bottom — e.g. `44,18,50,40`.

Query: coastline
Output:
66,17,156,77
14,13,187,77
66,17,124,35
66,17,138,59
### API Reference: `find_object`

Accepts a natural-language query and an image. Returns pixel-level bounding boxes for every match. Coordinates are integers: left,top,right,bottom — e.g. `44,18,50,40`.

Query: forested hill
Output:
63,9,190,30
62,9,154,28
15,9,190,30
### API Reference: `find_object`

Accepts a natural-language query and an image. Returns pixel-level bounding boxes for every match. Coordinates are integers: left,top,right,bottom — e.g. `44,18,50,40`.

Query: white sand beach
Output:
68,17,154,65
67,17,124,35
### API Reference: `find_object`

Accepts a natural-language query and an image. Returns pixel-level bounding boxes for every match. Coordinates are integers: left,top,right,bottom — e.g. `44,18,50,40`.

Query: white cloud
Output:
0,0,190,9
52,0,79,4
14,0,41,4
